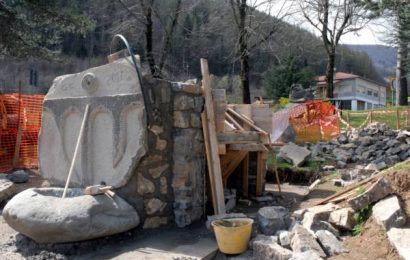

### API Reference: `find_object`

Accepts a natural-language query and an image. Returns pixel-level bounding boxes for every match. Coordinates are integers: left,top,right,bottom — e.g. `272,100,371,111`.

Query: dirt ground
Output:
0,168,408,259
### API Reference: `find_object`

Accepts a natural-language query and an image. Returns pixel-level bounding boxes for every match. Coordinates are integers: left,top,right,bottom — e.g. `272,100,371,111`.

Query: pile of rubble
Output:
307,122,410,170
222,174,409,260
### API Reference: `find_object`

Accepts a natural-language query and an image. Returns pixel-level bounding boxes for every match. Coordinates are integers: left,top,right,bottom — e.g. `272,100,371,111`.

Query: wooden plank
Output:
228,143,268,152
227,108,268,135
225,112,244,131
221,150,248,181
217,132,261,144
256,151,266,196
201,112,218,213
12,81,22,168
218,143,226,155
201,58,226,214
242,154,249,198
212,89,226,133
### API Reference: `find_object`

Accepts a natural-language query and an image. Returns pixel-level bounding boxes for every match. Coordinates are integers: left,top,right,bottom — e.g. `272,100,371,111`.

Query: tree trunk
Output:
396,21,408,106
144,2,160,78
239,0,251,104
325,51,335,99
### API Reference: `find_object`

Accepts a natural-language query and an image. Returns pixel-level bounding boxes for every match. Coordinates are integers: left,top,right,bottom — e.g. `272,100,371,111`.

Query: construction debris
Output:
256,206,292,235
372,195,407,230
278,142,311,167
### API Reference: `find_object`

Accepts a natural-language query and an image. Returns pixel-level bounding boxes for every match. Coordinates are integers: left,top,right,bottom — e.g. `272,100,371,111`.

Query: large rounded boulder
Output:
3,188,139,243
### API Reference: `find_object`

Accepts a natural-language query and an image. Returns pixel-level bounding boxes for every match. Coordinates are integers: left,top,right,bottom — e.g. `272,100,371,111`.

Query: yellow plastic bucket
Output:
211,218,253,254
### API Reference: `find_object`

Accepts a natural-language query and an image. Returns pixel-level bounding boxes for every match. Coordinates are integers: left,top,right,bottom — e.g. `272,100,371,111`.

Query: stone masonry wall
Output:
171,81,205,227
117,76,205,229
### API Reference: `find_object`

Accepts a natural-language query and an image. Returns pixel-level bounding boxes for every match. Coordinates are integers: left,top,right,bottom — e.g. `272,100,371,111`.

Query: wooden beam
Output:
225,112,244,131
256,151,266,196
242,154,249,198
221,150,248,181
201,58,226,214
217,132,261,144
228,143,268,152
227,108,269,135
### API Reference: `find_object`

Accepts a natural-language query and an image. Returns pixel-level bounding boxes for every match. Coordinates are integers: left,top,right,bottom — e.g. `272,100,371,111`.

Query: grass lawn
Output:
339,106,410,130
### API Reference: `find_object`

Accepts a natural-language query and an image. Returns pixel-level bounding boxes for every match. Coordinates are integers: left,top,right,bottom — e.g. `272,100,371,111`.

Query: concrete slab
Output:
76,227,218,260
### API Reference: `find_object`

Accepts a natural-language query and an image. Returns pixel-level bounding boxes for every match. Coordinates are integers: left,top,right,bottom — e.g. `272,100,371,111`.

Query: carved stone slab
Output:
39,56,147,188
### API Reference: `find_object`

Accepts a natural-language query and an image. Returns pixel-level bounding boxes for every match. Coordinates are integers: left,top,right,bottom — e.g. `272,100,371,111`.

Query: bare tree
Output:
360,0,409,105
117,0,182,78
229,0,292,104
299,0,371,98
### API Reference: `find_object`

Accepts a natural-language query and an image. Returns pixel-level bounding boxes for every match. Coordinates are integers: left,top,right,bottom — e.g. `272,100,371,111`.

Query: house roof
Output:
317,72,359,83
316,72,385,87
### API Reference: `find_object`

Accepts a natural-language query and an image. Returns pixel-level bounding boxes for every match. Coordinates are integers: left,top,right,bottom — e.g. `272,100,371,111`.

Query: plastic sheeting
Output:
271,101,340,144
0,93,44,172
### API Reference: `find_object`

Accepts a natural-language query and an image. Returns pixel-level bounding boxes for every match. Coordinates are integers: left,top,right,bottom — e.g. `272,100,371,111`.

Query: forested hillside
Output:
0,0,384,97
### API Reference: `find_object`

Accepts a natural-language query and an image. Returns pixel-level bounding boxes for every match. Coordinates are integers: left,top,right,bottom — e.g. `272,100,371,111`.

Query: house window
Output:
367,90,372,96
373,92,378,97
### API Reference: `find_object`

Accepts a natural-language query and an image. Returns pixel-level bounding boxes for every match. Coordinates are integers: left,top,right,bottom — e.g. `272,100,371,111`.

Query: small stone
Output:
7,170,29,183
328,208,356,230
173,111,190,128
155,138,167,150
190,113,201,128
257,206,291,235
290,250,323,260
277,230,291,249
322,165,335,171
148,164,169,179
289,224,326,258
336,161,346,169
305,203,340,221
137,173,155,195
249,234,278,249
347,177,393,211
293,209,306,221
143,216,168,229
253,240,293,260
160,177,167,194
150,125,164,135
173,93,195,111
315,230,349,256
338,134,348,144
372,195,406,230
302,212,339,237
145,198,166,215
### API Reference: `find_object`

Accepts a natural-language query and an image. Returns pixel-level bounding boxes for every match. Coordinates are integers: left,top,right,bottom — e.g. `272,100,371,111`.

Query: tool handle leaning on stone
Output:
84,185,115,197
62,104,91,198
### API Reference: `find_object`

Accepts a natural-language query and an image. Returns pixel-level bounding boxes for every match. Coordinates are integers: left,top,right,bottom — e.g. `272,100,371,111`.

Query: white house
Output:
316,72,386,111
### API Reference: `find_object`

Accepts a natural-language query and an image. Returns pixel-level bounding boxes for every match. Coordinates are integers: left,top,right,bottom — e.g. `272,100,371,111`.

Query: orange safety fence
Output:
0,93,44,172
289,101,340,143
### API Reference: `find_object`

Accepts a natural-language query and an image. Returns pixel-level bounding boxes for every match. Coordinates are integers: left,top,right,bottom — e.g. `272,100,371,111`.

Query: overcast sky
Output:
255,0,388,45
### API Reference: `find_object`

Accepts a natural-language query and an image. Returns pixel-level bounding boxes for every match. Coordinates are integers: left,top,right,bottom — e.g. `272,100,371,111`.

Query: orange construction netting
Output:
289,101,340,144
0,93,44,172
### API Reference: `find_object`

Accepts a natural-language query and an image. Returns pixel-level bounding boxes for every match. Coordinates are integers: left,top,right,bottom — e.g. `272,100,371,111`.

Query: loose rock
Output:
289,225,326,258
257,206,291,235
253,240,293,260
278,142,311,167
387,228,410,260
328,208,356,231
7,170,30,183
372,195,407,230
315,230,349,256
347,177,393,211
3,188,140,243
290,250,323,260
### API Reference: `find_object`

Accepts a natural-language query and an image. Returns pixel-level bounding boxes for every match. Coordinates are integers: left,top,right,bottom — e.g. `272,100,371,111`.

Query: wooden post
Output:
396,108,401,130
256,151,266,196
369,111,373,124
242,154,249,198
12,81,22,168
200,58,226,215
